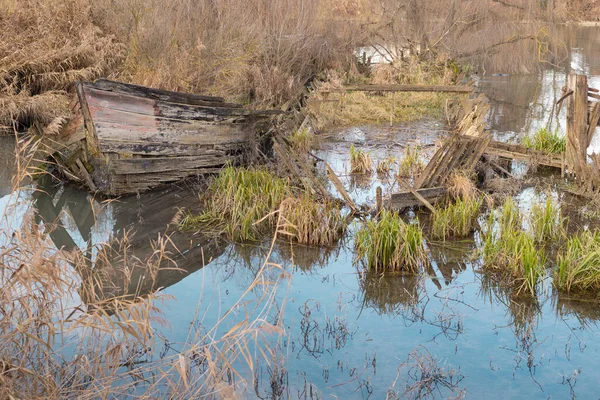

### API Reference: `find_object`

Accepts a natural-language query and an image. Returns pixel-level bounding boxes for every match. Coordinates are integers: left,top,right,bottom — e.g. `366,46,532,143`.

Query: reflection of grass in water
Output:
554,293,600,328
522,127,566,154
376,156,396,175
355,210,428,274
358,270,423,315
277,239,343,271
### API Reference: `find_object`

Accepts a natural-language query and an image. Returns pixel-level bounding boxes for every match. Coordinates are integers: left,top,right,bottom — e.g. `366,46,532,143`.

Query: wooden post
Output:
566,74,589,178
390,92,396,127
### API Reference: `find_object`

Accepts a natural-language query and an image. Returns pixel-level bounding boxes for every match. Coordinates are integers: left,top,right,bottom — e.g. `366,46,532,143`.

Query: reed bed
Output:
355,210,428,274
481,198,545,297
555,229,600,293
522,128,566,154
180,166,291,241
278,195,346,246
431,197,482,240
349,144,373,174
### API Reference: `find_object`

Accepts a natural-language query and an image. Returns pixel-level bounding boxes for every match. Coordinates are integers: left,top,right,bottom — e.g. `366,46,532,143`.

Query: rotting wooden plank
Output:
587,102,600,148
109,155,235,175
397,181,438,213
75,158,97,191
322,84,473,93
484,141,563,169
90,79,230,107
325,163,358,212
391,187,447,210
97,141,244,157
83,86,281,121
566,74,589,177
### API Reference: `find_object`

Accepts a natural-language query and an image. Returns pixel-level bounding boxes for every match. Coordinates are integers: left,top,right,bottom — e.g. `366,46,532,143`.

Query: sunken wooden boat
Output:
51,79,279,195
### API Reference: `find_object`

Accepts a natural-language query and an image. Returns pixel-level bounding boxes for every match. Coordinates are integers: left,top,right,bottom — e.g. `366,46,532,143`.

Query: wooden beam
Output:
321,84,473,93
391,187,447,210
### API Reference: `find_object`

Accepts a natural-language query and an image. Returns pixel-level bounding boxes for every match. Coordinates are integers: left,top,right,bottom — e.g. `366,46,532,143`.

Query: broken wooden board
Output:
322,84,474,93
390,187,447,210
415,133,492,189
484,141,564,169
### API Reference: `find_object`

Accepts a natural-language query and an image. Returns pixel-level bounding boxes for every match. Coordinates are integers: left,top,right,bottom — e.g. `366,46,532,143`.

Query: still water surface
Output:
2,26,600,399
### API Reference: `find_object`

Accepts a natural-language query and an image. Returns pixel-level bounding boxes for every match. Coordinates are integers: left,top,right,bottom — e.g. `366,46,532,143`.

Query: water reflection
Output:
31,176,226,307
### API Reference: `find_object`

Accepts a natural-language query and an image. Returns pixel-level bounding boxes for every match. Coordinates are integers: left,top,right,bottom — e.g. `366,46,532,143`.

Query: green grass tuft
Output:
481,198,545,297
522,127,566,154
555,230,600,293
355,210,428,274
431,198,482,240
180,165,290,241
529,197,565,243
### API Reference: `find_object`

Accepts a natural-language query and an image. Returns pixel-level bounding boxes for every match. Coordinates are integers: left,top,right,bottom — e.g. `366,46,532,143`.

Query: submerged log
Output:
53,79,280,196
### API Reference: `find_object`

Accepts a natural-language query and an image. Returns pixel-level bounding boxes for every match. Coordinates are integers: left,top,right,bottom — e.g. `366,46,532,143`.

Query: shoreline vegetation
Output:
4,0,600,398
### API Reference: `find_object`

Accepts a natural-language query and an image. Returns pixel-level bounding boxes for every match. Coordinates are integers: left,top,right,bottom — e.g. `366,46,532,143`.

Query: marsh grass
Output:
555,229,600,293
431,198,482,240
349,144,373,174
289,128,316,153
376,156,396,175
355,210,428,274
278,195,346,246
397,145,425,178
180,165,291,241
481,198,545,297
522,128,566,154
529,197,566,243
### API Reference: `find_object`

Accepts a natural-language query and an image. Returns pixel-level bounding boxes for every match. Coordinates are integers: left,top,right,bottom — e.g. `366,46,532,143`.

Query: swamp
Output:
4,1,600,399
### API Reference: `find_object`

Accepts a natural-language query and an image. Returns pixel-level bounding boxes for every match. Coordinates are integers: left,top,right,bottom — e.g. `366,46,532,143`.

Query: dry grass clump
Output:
355,210,428,274
447,170,478,202
278,195,346,246
480,198,545,297
350,144,374,174
377,157,396,174
555,229,600,293
180,165,291,241
0,0,125,129
397,145,425,178
431,198,482,240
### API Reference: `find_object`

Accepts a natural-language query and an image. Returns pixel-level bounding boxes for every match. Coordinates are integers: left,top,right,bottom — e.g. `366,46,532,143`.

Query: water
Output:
3,25,600,399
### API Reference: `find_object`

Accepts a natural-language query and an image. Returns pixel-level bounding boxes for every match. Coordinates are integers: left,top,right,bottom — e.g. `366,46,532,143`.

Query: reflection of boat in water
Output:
32,177,226,309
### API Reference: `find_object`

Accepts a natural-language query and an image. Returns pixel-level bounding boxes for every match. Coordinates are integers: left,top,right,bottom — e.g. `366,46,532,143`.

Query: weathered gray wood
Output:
323,84,473,93
484,141,563,169
91,79,230,106
109,155,234,175
98,140,245,157
566,74,589,177
391,187,447,210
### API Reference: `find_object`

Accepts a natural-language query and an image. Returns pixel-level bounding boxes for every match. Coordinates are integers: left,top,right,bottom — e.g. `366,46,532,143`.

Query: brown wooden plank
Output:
90,79,229,106
390,187,447,210
323,84,473,93
109,155,235,175
587,102,600,148
98,140,245,157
